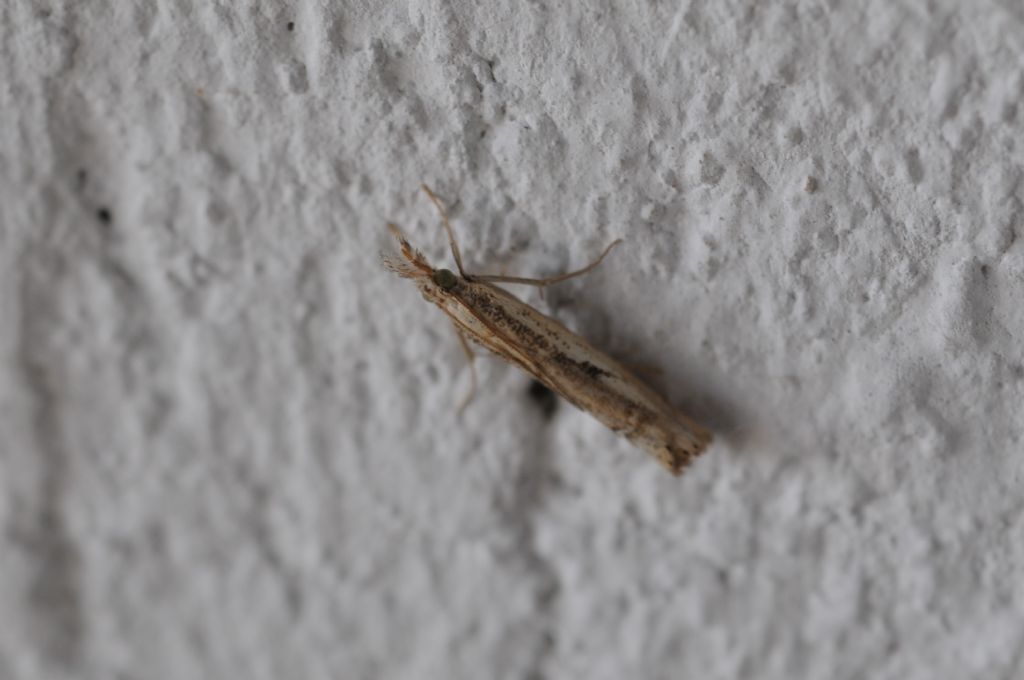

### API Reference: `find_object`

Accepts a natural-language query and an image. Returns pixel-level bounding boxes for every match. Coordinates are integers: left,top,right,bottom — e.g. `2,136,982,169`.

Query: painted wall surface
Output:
2,2,1022,679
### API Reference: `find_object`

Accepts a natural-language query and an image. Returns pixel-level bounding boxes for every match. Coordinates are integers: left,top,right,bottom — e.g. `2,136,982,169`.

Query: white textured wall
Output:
3,1,1023,678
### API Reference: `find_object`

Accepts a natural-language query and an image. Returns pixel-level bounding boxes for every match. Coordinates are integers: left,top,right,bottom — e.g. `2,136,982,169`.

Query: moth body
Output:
383,187,712,475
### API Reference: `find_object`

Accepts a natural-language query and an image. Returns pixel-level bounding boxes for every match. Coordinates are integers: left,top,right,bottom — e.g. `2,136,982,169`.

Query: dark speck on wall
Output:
96,207,112,224
287,21,295,31
527,380,558,420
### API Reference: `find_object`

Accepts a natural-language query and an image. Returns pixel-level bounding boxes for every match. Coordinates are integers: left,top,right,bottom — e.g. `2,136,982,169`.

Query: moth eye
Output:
432,268,458,290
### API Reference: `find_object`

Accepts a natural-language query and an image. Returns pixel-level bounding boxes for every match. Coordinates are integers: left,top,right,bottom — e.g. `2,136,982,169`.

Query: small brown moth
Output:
383,185,712,475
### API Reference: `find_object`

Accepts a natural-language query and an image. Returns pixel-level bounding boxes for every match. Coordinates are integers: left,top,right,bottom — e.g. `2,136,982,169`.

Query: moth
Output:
383,185,712,474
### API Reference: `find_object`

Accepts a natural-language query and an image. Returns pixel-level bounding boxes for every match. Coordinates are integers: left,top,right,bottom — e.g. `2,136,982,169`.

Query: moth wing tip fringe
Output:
663,433,712,475
664,450,694,476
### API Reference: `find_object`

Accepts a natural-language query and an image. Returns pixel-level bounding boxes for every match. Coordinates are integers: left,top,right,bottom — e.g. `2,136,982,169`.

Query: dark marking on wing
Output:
551,353,611,381
456,287,551,352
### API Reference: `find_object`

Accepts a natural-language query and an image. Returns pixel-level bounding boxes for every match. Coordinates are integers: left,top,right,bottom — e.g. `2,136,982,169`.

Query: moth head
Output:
431,268,458,290
414,265,464,305
382,224,466,305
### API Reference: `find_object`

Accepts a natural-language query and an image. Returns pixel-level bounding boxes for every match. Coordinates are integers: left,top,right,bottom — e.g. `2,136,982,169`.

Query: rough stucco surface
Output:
3,1,1024,678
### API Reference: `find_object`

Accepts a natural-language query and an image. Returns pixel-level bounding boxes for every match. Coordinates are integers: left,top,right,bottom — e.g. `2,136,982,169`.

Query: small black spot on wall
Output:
527,380,558,420
96,207,112,224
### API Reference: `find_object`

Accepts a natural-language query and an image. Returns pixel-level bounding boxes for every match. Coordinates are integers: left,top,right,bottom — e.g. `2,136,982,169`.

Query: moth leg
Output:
471,238,623,288
452,322,478,415
421,184,468,278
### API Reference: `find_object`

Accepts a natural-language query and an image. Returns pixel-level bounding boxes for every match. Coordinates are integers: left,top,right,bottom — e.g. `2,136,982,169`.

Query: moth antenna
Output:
471,239,623,288
420,184,468,278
